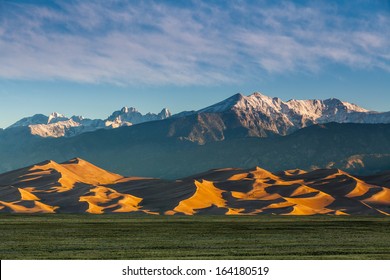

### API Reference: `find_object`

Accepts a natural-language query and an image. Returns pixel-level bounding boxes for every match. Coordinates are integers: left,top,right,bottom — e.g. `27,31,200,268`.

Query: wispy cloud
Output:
0,0,389,85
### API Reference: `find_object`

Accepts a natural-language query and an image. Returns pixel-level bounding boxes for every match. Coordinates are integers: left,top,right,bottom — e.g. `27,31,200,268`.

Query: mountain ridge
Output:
5,92,390,139
196,92,390,137
8,107,172,138
1,121,390,179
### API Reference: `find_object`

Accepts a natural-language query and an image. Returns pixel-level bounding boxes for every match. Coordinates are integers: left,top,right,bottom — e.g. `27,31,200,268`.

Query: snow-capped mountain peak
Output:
8,114,49,128
197,92,388,136
158,108,172,118
105,107,171,128
198,93,244,113
48,112,67,124
120,107,138,114
48,112,65,118
238,92,283,111
338,101,370,113
200,92,371,116
8,106,172,137
6,92,389,139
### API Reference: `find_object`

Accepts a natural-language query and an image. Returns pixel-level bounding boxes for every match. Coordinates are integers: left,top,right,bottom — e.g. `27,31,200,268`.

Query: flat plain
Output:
1,215,389,259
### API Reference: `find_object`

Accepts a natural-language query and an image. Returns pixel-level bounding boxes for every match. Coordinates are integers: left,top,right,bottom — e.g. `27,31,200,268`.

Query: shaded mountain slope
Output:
1,122,390,179
2,92,390,179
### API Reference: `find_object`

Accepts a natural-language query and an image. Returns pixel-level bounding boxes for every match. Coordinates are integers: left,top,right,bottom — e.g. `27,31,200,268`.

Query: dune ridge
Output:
0,158,389,215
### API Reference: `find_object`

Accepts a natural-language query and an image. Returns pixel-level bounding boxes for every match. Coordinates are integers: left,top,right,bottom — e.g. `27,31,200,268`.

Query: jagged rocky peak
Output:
47,112,68,124
198,92,287,115
5,92,388,140
193,91,389,138
120,107,138,114
158,108,172,118
241,92,283,110
48,112,65,118
107,106,171,124
228,92,371,116
7,105,172,138
70,115,84,122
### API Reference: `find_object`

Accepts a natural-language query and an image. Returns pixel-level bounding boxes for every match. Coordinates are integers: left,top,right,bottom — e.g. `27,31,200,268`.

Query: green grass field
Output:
1,215,389,259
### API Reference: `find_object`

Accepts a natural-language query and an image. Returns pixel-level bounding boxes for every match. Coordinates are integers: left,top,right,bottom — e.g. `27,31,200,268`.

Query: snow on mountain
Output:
29,119,88,138
47,112,68,124
7,107,172,138
8,114,50,128
105,107,172,128
198,92,390,135
9,112,77,129
6,92,390,139
198,93,244,113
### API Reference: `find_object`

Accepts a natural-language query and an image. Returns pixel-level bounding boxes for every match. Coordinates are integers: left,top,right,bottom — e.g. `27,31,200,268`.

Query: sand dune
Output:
18,188,40,200
0,158,389,215
363,188,390,205
79,186,142,214
173,180,227,215
61,158,123,184
171,180,244,215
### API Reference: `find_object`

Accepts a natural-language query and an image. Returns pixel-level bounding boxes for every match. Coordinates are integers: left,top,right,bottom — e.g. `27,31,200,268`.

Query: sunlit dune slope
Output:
79,186,142,214
0,158,127,213
170,180,244,215
61,158,123,185
0,159,389,215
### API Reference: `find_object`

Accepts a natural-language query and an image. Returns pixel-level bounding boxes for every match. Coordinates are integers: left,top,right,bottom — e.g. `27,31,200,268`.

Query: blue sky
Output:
0,0,390,128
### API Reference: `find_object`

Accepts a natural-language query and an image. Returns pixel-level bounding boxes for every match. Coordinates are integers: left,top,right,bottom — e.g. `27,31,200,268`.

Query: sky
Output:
0,0,390,128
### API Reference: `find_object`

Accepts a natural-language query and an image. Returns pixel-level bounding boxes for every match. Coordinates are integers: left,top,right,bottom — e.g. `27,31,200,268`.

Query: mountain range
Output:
7,106,171,137
196,92,390,139
0,158,389,215
5,92,390,140
1,92,390,178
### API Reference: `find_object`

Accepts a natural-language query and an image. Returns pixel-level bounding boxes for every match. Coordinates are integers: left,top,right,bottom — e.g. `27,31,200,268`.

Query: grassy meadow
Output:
1,215,389,259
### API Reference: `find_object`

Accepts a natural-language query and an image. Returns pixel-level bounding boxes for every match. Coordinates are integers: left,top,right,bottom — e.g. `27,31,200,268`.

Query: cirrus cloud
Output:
0,0,389,85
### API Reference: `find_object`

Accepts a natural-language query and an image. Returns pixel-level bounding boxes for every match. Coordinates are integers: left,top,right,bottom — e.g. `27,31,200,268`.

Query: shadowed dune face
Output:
0,158,389,215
